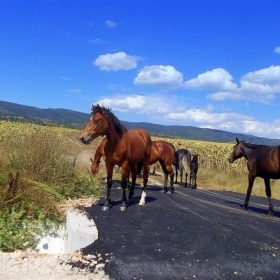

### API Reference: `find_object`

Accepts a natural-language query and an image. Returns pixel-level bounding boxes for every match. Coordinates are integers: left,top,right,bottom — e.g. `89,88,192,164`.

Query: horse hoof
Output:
139,201,145,206
120,206,127,211
102,205,110,211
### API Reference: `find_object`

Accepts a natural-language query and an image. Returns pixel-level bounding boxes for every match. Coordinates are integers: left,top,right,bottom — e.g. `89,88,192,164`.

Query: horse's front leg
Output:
102,163,114,211
243,175,255,211
139,160,149,205
264,178,274,216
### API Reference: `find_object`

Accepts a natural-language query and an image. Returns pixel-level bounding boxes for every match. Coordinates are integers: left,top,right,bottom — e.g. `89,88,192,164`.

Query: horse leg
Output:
185,172,188,187
128,168,137,200
179,166,184,187
160,161,168,193
243,175,255,211
165,163,175,194
174,167,178,184
139,160,149,205
264,178,274,216
102,164,114,211
120,167,129,211
193,173,197,189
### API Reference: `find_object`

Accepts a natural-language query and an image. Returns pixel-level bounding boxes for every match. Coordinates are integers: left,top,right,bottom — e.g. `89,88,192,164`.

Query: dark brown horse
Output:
80,104,152,211
149,140,175,193
190,154,199,189
228,137,280,215
173,148,192,187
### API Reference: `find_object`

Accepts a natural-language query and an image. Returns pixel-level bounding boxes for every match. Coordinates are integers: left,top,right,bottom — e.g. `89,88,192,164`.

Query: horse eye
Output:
93,119,99,124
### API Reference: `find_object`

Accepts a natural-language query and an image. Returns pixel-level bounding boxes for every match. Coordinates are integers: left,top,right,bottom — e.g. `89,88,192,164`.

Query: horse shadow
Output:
225,201,280,218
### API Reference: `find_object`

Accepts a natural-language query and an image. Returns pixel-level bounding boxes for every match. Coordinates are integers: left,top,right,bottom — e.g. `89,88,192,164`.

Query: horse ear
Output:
236,137,239,144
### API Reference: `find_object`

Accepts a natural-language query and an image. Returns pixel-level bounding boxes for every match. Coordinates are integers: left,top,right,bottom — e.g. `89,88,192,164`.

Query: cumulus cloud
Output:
105,20,116,28
184,68,238,92
134,65,183,90
207,65,280,102
93,93,182,115
274,47,280,54
93,52,139,71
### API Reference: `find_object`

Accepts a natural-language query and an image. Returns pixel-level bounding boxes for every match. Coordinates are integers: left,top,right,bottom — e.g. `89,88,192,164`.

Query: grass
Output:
0,121,104,252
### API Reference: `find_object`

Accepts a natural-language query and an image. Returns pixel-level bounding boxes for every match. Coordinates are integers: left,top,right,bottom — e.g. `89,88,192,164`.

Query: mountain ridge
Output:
1,100,279,145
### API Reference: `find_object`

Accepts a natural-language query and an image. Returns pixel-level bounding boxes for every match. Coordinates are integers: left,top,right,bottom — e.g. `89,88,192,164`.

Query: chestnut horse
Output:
149,140,175,193
80,104,152,211
228,137,280,216
91,139,175,193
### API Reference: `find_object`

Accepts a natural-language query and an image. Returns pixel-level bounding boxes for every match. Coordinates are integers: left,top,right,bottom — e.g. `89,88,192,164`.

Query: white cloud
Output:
105,20,116,28
274,47,280,54
94,93,182,115
89,38,105,44
92,93,280,138
207,65,280,102
134,65,183,90
184,68,238,92
67,89,81,93
207,91,243,101
93,52,139,71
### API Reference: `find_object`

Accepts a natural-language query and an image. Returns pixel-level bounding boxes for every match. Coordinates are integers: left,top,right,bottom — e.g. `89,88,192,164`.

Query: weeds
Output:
0,121,103,252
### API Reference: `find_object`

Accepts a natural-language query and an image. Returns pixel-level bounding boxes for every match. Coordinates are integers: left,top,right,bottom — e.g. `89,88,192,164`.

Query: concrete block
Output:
65,209,98,253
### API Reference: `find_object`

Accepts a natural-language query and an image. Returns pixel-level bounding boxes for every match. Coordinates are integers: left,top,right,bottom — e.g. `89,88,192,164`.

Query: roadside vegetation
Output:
1,121,279,252
0,121,102,252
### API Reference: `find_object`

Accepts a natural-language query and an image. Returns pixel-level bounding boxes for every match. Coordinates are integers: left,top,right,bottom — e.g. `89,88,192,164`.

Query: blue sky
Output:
1,0,280,139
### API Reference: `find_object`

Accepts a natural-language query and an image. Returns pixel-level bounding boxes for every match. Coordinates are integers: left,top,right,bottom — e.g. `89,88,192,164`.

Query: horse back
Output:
248,145,280,178
126,128,152,163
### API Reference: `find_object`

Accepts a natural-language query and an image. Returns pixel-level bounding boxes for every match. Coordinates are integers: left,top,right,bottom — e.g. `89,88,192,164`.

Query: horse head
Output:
228,137,244,163
90,158,100,176
80,104,109,144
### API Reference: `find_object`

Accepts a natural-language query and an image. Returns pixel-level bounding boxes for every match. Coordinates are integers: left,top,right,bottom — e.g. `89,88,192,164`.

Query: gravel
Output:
0,249,111,280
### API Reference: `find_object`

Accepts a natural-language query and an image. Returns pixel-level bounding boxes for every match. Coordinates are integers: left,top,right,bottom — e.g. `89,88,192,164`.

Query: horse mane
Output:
240,140,263,150
92,104,127,134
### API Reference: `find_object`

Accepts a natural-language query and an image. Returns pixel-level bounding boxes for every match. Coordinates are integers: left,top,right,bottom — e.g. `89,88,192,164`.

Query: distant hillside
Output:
1,100,280,145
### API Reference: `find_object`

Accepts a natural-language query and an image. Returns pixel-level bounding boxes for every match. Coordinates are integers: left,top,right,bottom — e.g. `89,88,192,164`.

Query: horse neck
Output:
93,146,103,163
104,120,124,147
240,143,256,160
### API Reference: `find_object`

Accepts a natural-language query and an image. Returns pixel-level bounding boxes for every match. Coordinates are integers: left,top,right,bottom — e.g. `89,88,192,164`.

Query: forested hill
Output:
1,100,280,145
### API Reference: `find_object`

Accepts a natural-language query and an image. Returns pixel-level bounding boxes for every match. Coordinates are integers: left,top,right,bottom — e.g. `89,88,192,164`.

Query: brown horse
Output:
90,137,120,176
80,104,152,211
190,154,199,189
228,137,280,216
149,140,175,193
90,137,107,176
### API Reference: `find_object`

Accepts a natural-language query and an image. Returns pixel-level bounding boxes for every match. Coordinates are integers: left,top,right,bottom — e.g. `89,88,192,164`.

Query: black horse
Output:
228,137,280,216
190,154,199,189
173,148,191,187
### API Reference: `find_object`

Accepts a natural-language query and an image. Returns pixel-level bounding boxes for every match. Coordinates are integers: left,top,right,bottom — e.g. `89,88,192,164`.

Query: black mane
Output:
92,104,127,134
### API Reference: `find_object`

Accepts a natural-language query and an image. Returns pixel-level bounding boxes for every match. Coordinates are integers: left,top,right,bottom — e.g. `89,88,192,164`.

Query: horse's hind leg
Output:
243,175,255,211
264,178,274,216
139,160,149,205
120,167,130,211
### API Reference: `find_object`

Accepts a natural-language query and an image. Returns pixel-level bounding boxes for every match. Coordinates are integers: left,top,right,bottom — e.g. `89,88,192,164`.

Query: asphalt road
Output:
82,183,280,280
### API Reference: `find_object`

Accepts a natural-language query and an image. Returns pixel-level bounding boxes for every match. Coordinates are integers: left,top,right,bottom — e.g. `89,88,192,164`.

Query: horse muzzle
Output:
80,135,91,144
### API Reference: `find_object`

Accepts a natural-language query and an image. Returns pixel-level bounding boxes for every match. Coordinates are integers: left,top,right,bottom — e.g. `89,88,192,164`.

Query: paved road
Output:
82,184,280,280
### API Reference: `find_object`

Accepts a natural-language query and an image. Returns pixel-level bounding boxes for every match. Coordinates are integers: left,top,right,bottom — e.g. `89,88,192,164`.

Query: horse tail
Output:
181,152,191,171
